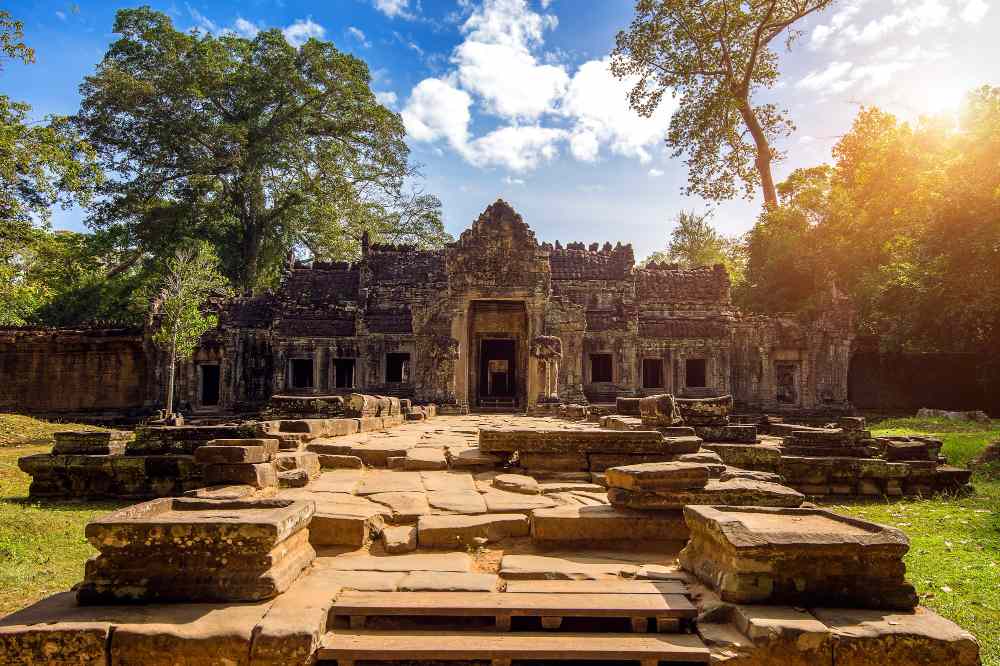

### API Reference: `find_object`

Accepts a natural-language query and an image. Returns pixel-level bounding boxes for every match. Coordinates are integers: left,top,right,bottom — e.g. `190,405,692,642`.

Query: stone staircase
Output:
317,580,710,665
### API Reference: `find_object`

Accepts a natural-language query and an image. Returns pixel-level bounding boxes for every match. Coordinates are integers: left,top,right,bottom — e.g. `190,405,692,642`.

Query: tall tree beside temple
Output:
611,0,834,207
78,8,448,293
152,243,228,417
0,10,102,325
647,210,745,281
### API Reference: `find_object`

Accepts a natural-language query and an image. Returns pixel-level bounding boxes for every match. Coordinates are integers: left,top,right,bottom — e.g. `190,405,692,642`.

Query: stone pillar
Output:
530,336,563,404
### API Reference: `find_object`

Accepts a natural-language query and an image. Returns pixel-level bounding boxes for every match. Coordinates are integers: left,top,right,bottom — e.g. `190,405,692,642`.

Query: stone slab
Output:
397,571,499,592
382,525,417,554
480,428,669,455
367,491,431,522
403,447,448,471
418,513,530,548
426,489,488,514
531,505,688,542
355,470,425,495
609,478,804,511
481,488,557,514
203,461,278,489
605,462,710,491
321,553,473,573
194,445,271,465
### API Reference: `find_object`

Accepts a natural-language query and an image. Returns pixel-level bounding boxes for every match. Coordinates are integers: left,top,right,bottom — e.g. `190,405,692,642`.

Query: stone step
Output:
504,579,687,595
318,629,710,665
329,591,696,633
417,513,529,548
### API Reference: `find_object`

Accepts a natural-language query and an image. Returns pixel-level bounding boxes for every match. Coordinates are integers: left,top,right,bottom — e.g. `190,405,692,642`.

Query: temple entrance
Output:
479,339,516,407
468,300,528,411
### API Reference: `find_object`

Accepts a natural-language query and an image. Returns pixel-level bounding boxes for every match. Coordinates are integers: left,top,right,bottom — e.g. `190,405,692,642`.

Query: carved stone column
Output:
530,336,563,403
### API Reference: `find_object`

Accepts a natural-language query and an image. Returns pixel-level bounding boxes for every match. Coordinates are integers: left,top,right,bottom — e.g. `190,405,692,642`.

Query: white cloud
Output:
464,125,566,171
797,61,856,92
375,91,398,108
55,10,67,21
347,26,371,48
561,57,674,163
504,176,526,185
648,168,664,177
282,18,325,47
373,0,415,20
452,0,568,120
401,78,472,150
961,0,989,23
233,18,259,38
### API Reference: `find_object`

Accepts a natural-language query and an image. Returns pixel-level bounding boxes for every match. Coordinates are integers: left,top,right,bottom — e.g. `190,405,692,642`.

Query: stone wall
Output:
0,327,151,414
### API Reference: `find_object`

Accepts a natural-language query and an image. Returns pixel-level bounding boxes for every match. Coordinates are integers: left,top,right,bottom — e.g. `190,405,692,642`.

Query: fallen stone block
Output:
77,497,315,603
605,462,710,492
278,468,310,487
417,513,529,548
679,505,917,610
719,468,785,484
308,494,385,547
203,462,278,489
813,607,980,666
694,424,758,443
676,394,733,420
316,454,363,469
403,447,448,471
639,394,683,426
51,430,130,455
615,396,642,415
194,444,272,465
609,478,804,511
493,473,540,494
479,428,668,455
676,451,726,477
275,451,321,479
530,505,688,542
382,525,417,554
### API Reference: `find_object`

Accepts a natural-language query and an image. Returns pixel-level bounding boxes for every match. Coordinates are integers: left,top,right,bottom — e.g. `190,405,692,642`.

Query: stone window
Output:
642,358,664,389
288,358,314,389
685,358,707,388
386,353,410,383
590,353,613,383
334,359,356,389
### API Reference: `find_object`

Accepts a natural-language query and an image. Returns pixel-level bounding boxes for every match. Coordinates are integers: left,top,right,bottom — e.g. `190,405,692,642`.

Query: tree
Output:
78,8,448,293
647,210,746,284
1,10,102,324
152,244,229,416
612,0,834,206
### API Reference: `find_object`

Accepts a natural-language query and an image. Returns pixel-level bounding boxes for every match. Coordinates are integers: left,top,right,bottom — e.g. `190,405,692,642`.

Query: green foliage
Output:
78,8,448,293
646,210,746,285
743,87,1000,355
612,0,834,205
0,10,34,67
152,243,228,360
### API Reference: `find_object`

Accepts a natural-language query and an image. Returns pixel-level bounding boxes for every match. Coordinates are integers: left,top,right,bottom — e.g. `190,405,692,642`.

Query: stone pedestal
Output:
77,497,315,604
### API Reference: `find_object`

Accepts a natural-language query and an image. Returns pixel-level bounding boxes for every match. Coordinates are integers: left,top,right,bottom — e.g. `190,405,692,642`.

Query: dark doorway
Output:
200,364,220,406
590,353,613,383
289,358,314,389
334,359,356,389
386,353,410,383
642,358,664,389
479,339,516,400
776,362,799,404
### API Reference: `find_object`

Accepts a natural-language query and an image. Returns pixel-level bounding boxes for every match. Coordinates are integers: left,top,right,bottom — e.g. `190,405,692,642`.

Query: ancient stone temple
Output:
172,199,852,416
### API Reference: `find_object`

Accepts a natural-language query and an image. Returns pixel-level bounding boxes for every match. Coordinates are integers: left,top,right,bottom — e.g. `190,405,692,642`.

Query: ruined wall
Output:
0,328,151,414
849,352,999,415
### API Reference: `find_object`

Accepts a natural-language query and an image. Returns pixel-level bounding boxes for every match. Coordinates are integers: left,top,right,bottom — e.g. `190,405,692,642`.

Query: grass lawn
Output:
0,414,997,664
824,416,1000,666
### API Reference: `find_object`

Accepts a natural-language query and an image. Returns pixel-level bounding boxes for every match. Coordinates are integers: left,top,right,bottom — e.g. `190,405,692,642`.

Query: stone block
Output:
719,469,785,484
397,571,498,592
194,445,271,465
78,498,315,603
639,394,682,426
493,473,540,494
530,505,688,542
615,396,642,415
306,494,385,547
403,447,448,471
316,453,363,469
52,430,130,455
249,567,343,665
676,394,733,420
588,453,675,472
702,443,782,471
278,469,310,487
203,462,278,489
676,451,726,477
275,451,321,479
479,428,668,455
127,425,257,455
694,424,758,443
884,440,933,461
609,478,804,511
417,513,529,548
382,525,417,554
605,462,710,491
812,607,980,666
448,446,503,470
679,505,917,610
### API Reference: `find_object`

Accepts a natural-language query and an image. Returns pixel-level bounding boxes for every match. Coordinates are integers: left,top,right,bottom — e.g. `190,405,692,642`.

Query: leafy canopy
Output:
646,209,746,286
612,0,834,206
743,86,1000,354
152,243,229,361
78,8,448,293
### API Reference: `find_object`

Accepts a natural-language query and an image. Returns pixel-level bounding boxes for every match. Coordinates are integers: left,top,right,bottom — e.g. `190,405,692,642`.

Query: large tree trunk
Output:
737,100,779,208
234,171,267,294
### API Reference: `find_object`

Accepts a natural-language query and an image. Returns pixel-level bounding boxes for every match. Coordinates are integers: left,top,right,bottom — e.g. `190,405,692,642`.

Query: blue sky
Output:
5,0,999,258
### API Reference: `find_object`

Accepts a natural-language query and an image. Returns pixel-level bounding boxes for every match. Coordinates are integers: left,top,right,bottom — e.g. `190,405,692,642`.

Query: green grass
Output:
823,416,1000,665
0,413,109,448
